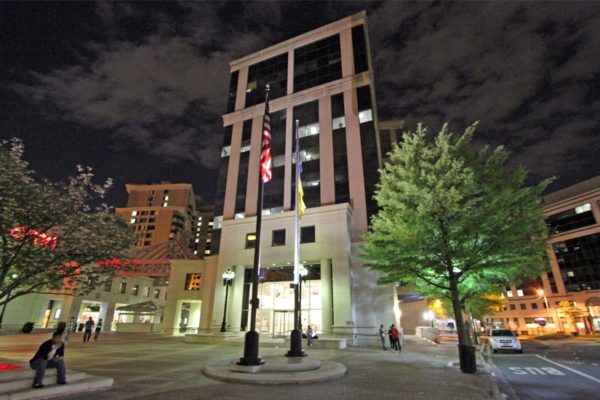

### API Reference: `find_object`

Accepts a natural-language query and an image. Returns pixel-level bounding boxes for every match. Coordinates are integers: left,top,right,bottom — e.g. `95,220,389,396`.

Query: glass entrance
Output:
272,310,294,337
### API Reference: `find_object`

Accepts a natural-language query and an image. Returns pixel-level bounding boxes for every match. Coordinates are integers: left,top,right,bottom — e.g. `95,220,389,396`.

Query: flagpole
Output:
238,84,270,366
286,119,305,357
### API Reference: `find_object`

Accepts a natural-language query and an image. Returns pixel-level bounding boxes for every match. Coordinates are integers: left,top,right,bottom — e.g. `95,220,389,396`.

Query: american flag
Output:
260,103,272,183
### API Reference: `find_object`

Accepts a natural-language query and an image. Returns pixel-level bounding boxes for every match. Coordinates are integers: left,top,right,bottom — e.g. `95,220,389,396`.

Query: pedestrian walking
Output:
379,324,387,350
64,317,77,342
83,317,94,343
306,325,314,347
29,332,67,388
94,319,103,342
388,325,394,350
390,324,400,351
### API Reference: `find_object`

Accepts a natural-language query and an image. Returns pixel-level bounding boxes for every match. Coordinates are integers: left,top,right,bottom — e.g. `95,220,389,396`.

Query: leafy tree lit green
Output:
364,123,550,369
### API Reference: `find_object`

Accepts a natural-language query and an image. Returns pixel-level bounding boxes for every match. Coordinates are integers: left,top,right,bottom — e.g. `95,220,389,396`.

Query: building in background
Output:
486,176,600,335
115,183,214,258
209,11,396,342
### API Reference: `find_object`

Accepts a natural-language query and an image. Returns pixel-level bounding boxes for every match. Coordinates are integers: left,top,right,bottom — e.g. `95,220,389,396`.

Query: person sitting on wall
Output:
29,332,67,389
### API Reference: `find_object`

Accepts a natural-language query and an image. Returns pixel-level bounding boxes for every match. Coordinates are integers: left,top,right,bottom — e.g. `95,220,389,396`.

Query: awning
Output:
116,301,159,313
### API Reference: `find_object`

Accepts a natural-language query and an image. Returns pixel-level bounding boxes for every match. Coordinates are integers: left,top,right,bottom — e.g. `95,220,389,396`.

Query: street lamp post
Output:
537,289,562,332
297,265,309,331
220,269,235,333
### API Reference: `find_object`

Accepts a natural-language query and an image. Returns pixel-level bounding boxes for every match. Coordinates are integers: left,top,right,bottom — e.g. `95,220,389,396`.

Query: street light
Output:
220,269,235,332
297,265,309,331
423,310,435,328
537,289,562,332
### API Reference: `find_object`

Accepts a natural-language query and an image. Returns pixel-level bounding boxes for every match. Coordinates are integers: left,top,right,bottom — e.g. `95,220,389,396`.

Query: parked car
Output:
489,329,522,353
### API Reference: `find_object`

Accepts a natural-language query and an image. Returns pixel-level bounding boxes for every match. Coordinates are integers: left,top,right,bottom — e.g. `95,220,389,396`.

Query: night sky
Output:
2,1,599,207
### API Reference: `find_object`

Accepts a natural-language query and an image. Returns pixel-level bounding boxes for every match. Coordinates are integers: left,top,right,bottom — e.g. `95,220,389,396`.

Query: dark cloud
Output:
3,1,600,199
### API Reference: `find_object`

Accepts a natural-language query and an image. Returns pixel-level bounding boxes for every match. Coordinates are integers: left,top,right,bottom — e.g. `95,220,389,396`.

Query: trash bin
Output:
458,344,477,373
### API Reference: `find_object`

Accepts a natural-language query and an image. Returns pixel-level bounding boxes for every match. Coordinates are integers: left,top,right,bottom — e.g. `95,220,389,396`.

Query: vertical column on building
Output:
223,122,243,219
331,256,353,336
320,258,333,333
245,116,264,216
591,200,600,224
283,105,293,211
228,265,246,331
319,96,335,206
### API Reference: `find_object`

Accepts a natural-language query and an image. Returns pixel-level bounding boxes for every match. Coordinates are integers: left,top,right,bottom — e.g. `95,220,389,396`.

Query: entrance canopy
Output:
117,301,159,313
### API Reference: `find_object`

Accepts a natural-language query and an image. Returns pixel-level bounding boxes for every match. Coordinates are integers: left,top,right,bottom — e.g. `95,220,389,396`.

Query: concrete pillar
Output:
339,28,354,78
228,265,246,331
223,122,243,219
319,96,335,205
320,258,333,333
331,256,353,332
234,66,248,111
283,105,293,211
343,89,368,238
287,50,294,95
245,116,264,216
546,247,567,295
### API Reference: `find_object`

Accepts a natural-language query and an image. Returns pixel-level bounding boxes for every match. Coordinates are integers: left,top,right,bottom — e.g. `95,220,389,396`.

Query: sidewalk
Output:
0,332,498,400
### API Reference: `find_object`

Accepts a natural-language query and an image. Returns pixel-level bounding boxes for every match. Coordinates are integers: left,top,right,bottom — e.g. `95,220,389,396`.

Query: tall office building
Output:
487,176,600,334
210,12,396,340
116,183,213,257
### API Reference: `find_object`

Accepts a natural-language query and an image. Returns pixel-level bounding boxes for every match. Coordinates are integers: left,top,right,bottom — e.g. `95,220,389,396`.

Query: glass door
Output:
272,310,294,337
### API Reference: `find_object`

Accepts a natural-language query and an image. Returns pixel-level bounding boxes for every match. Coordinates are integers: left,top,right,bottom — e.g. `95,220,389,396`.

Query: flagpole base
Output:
285,329,306,357
238,330,264,366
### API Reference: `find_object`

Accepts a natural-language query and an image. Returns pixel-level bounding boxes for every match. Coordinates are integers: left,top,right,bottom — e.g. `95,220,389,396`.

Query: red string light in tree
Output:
9,226,59,249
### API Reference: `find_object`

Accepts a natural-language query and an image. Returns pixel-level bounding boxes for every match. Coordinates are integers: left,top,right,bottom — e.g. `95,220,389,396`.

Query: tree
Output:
0,138,135,327
557,301,588,333
364,123,550,372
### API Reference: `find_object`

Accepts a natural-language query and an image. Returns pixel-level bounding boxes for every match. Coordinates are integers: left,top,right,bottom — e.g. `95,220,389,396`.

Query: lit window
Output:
240,144,251,153
332,116,346,129
162,202,168,207
506,290,513,297
298,123,320,138
208,221,214,226
196,233,200,237
358,109,373,123
195,238,200,243
143,287,150,297
204,249,211,255
194,250,198,254
246,233,257,249
517,289,524,297
130,218,136,224
575,203,591,214
131,211,138,216
198,217,202,221
164,195,169,201
153,288,160,299
234,213,245,220
221,146,231,157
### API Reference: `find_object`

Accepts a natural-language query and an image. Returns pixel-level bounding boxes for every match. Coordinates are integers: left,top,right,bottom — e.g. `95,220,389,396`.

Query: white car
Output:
489,329,522,353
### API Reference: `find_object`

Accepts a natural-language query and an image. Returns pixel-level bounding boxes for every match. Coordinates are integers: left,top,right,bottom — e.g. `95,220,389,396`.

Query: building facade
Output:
115,183,213,257
208,11,397,342
487,176,600,335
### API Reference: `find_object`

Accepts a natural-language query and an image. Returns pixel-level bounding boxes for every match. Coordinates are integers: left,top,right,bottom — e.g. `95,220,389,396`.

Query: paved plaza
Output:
0,332,496,399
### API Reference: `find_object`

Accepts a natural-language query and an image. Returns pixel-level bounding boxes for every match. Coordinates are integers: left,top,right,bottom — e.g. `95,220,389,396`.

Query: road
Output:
485,339,600,400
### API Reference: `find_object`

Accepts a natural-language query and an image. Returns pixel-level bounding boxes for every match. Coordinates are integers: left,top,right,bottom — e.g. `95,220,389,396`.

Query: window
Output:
509,304,516,310
143,287,150,297
520,303,526,310
147,225,155,231
546,204,595,234
331,94,349,204
263,110,286,214
531,303,538,309
246,233,257,249
104,280,112,292
513,318,520,327
119,282,127,294
272,229,286,246
245,53,288,107
153,288,160,299
143,241,151,246
131,211,138,216
226,70,239,113
292,101,320,209
301,226,316,243
352,24,368,73
553,233,600,291
294,34,341,92
185,273,202,291
357,85,379,220
131,285,139,296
